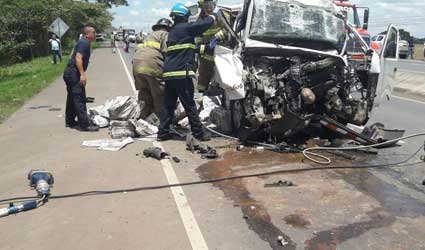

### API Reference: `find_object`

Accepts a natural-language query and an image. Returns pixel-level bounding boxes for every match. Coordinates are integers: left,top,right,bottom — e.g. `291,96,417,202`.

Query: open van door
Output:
375,24,399,106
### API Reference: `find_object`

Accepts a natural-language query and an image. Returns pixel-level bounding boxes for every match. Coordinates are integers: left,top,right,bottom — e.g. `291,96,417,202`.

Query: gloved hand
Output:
208,7,220,21
209,36,219,50
212,7,220,15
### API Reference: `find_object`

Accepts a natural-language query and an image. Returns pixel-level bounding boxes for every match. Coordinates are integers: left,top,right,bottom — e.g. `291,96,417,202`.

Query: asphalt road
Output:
125,42,425,248
1,43,425,250
397,59,425,74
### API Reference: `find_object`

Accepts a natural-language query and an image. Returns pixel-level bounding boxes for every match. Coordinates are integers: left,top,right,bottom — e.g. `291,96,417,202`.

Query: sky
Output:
110,0,425,37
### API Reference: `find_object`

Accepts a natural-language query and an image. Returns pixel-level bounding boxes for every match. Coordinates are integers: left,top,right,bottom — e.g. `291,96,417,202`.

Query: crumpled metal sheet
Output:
88,105,110,118
210,107,232,134
109,120,136,139
92,115,109,128
130,118,158,136
199,96,221,122
106,96,142,120
214,46,245,100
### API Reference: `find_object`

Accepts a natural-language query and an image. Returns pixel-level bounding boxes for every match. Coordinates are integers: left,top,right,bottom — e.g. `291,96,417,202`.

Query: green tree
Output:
0,0,114,65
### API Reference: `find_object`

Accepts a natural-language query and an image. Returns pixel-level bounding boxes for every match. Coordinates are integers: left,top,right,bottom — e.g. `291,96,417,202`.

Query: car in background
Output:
398,39,408,59
114,31,123,41
371,34,386,53
95,33,106,42
124,29,136,43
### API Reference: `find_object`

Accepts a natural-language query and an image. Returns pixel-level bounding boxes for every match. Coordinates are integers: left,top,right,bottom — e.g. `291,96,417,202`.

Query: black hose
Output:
1,144,423,203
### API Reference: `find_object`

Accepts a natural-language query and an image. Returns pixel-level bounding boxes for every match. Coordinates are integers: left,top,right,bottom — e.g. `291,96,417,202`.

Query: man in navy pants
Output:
63,25,98,131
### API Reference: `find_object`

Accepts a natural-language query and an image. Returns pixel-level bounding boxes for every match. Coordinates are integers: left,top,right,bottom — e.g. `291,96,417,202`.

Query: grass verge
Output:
0,55,67,122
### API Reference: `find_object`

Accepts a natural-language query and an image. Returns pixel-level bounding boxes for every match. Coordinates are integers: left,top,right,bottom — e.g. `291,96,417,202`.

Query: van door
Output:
374,24,399,107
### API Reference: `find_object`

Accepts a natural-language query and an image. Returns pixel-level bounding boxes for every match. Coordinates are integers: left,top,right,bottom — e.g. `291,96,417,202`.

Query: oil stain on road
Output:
196,149,302,250
197,148,425,250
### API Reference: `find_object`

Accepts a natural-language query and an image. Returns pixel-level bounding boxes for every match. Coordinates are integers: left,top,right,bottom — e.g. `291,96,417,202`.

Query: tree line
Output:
0,0,128,66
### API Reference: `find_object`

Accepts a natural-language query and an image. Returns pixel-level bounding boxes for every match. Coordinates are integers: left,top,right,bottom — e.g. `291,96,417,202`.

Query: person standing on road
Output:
49,34,62,64
408,37,415,59
157,3,216,141
63,25,99,132
132,18,172,119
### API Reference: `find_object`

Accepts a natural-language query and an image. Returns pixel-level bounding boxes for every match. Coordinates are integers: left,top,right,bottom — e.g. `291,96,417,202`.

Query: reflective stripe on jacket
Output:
132,30,168,76
162,16,214,80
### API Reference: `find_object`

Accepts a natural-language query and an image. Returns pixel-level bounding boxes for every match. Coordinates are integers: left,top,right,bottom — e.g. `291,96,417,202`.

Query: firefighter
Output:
196,0,230,92
157,3,216,141
132,18,172,119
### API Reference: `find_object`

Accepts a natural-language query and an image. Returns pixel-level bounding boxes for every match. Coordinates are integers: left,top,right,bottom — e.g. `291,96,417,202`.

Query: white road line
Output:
153,142,209,250
393,95,425,105
116,42,136,93
116,44,209,250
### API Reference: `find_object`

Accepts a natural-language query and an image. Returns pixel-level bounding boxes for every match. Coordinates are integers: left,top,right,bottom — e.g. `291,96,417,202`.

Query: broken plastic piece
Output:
143,147,169,160
86,97,95,103
172,156,181,163
277,235,289,246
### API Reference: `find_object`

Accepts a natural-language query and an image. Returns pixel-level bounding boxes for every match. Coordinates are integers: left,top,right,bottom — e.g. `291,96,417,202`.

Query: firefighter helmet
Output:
152,18,173,31
170,3,190,18
198,0,217,13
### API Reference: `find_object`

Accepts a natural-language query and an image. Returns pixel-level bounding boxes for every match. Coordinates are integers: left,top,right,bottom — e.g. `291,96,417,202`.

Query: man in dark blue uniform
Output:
63,25,99,131
158,3,216,141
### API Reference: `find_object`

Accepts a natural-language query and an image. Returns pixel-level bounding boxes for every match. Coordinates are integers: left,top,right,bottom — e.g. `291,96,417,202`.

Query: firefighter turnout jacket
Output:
133,30,168,77
196,9,230,61
162,16,215,80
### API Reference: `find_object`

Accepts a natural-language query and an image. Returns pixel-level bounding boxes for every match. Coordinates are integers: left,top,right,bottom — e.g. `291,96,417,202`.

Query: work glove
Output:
208,7,220,21
212,7,220,15
209,36,219,50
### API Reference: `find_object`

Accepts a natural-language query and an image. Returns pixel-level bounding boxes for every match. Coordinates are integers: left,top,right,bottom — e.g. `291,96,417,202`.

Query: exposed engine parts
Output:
229,54,372,142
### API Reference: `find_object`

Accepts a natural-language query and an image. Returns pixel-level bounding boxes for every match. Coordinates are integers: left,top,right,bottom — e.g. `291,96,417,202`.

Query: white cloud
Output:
132,0,141,6
151,7,169,17
130,10,140,16
112,0,425,37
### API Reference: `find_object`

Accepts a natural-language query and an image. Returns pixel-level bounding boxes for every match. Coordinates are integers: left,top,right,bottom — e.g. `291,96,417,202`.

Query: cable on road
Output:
303,132,425,164
206,127,425,165
1,142,423,204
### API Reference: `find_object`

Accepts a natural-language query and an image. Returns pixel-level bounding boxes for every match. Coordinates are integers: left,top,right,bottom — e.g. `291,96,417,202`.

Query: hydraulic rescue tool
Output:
0,170,53,217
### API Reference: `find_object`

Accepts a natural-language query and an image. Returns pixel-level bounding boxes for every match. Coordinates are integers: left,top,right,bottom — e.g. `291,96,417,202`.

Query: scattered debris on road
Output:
143,147,169,160
277,235,289,246
48,107,61,111
28,105,51,109
172,156,181,163
264,180,294,187
186,134,218,159
81,137,134,151
86,97,95,103
110,120,135,139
